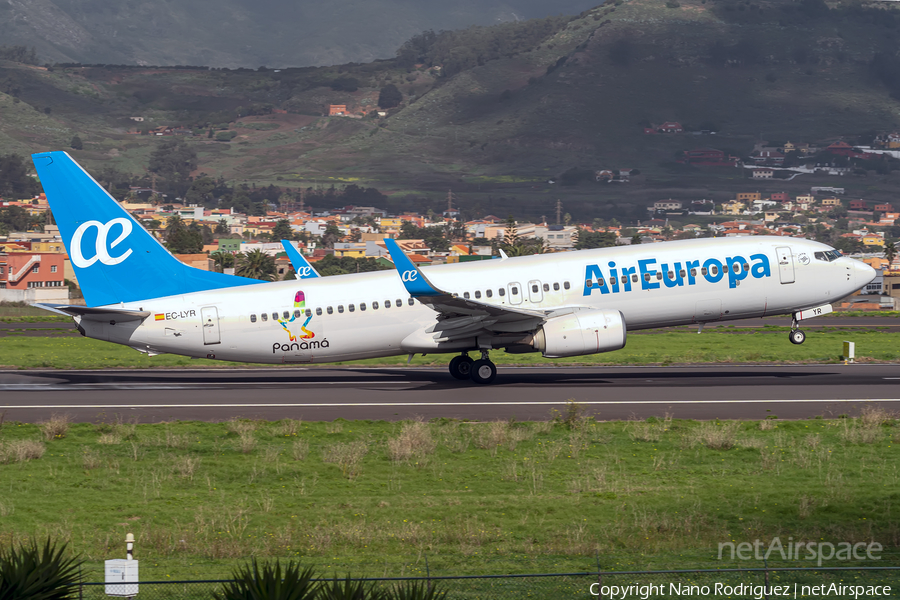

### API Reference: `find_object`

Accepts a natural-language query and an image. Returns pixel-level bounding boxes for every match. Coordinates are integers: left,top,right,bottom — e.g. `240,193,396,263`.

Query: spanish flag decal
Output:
154,314,165,321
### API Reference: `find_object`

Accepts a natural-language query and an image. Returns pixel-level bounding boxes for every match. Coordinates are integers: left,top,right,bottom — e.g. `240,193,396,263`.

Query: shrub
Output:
318,575,382,599
0,538,82,600
213,558,318,600
387,580,448,600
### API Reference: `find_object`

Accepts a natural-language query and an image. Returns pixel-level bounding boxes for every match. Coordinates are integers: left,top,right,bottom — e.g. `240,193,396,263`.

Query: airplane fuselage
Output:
79,237,872,364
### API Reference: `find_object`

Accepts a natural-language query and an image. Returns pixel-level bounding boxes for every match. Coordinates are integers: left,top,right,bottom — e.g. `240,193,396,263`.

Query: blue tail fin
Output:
280,240,319,279
32,151,261,307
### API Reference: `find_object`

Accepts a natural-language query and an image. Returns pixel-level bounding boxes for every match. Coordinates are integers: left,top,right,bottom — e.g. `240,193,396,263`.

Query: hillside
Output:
3,0,900,221
0,0,599,68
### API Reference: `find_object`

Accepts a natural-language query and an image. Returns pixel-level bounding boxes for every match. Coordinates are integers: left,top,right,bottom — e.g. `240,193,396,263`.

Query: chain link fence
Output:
74,566,900,599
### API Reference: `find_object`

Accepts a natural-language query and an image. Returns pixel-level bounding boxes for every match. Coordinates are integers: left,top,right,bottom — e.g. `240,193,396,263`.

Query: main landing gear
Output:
448,351,497,384
789,316,806,345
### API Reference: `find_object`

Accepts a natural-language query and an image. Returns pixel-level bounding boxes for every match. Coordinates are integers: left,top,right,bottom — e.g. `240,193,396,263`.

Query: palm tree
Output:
210,251,235,273
236,249,276,281
884,241,897,267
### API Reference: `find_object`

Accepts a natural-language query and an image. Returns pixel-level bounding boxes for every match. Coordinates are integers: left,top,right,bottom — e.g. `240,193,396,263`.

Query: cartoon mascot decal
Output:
278,291,315,341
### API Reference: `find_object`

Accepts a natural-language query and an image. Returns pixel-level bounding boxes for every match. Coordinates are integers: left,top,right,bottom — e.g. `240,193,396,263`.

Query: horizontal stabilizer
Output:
33,303,150,322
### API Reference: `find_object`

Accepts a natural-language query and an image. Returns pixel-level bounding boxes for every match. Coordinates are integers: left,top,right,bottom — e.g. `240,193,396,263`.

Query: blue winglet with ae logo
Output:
383,238,442,297
280,240,319,279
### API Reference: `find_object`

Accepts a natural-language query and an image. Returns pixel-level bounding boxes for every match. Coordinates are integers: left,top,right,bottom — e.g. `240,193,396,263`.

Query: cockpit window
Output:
814,249,843,262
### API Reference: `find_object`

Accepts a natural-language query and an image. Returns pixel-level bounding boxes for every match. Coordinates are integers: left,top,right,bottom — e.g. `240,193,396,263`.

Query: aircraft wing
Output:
383,239,554,342
281,240,320,279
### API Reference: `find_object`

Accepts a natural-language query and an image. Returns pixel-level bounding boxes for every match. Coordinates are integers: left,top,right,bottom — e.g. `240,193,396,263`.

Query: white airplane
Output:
32,151,875,384
280,239,320,279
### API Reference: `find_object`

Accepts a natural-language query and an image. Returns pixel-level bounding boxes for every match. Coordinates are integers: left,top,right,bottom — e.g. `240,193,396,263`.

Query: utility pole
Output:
447,189,454,215
555,199,562,225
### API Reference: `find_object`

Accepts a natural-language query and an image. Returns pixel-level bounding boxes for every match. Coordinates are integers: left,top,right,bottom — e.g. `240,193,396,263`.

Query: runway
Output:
2,364,899,422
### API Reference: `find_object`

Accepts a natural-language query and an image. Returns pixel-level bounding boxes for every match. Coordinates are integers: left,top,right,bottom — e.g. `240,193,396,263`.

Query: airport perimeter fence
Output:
75,565,900,599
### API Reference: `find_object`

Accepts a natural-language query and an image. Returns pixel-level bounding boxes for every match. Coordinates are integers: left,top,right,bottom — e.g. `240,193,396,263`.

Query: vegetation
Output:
0,538,82,600
236,249,277,281
0,413,897,581
1,327,899,369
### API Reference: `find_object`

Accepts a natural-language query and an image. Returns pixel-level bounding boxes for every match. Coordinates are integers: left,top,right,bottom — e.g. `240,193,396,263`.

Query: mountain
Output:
0,0,601,68
2,0,900,221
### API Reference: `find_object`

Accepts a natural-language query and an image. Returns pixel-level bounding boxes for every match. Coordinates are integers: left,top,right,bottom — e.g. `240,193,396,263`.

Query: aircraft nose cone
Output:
854,260,876,290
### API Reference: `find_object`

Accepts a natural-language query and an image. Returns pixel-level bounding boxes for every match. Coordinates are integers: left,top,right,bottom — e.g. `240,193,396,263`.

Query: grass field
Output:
0,327,897,369
0,412,897,581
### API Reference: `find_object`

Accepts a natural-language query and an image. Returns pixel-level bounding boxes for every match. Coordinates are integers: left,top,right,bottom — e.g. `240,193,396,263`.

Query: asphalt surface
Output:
2,365,899,423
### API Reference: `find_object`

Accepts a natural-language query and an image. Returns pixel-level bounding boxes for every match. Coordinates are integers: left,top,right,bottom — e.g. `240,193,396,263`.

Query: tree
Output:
322,224,342,249
69,136,83,150
575,230,617,250
210,250,235,272
215,219,230,235
885,241,897,265
631,234,642,245
236,249,276,281
164,214,202,253
503,215,519,247
271,219,294,241
378,84,402,109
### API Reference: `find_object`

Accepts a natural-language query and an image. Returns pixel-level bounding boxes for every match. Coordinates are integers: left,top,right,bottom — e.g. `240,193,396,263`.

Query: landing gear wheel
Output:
470,359,497,385
789,329,806,345
448,355,474,380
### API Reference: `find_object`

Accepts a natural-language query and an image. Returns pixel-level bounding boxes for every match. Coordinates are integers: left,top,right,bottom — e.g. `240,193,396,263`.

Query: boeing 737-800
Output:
31,152,875,384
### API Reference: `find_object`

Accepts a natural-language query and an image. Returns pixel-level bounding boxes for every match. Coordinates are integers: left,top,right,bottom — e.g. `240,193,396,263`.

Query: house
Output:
653,200,683,212
679,148,738,166
770,192,790,203
821,197,842,207
333,242,366,258
750,150,785,165
849,199,868,210
751,168,774,179
659,121,683,133
0,252,68,302
874,203,893,213
328,105,347,116
736,192,762,202
722,200,746,215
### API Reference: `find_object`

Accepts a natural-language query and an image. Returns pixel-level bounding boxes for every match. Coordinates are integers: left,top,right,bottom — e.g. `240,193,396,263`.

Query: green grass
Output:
0,328,897,369
0,412,897,581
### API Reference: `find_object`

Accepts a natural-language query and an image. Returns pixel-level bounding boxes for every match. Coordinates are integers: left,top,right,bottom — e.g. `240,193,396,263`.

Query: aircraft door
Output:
508,282,523,305
528,280,543,303
201,306,221,345
776,246,795,284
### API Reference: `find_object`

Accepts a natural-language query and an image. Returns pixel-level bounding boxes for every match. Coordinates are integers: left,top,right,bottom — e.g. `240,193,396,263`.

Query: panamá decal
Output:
583,253,772,296
277,290,315,342
154,309,197,321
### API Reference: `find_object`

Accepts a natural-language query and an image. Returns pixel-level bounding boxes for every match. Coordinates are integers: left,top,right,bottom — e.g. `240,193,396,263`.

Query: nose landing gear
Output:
789,316,806,345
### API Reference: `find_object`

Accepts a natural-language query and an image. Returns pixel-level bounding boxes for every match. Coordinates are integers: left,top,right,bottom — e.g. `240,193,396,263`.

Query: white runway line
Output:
3,399,900,409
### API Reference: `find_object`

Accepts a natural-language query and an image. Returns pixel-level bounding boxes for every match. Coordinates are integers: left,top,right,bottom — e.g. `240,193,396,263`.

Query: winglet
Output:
383,238,443,297
280,240,319,279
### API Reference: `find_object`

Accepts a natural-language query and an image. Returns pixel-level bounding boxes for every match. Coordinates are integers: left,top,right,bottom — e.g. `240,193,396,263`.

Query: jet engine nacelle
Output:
533,309,626,358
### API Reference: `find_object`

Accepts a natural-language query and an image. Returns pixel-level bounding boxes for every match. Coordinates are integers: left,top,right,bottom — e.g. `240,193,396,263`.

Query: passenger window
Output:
701,268,708,276
679,270,686,277
294,309,301,318
360,303,366,311
272,312,278,320
598,278,606,287
316,308,323,316
511,287,518,295
499,288,506,296
743,263,750,272
486,289,493,298
543,283,549,292
283,311,290,320
563,281,570,290
305,309,312,317
372,301,379,309
327,306,334,314
348,304,355,312
667,271,673,279
553,283,559,291
620,276,627,284
644,273,651,282
464,292,470,299
691,269,697,277
711,266,718,276
656,272,662,280
396,299,402,307
532,284,538,293
632,274,638,283
722,265,729,274
385,300,392,308
338,305,344,313
250,314,257,323
262,313,268,322
585,279,592,288
609,278,615,286
475,291,482,299
408,298,415,306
